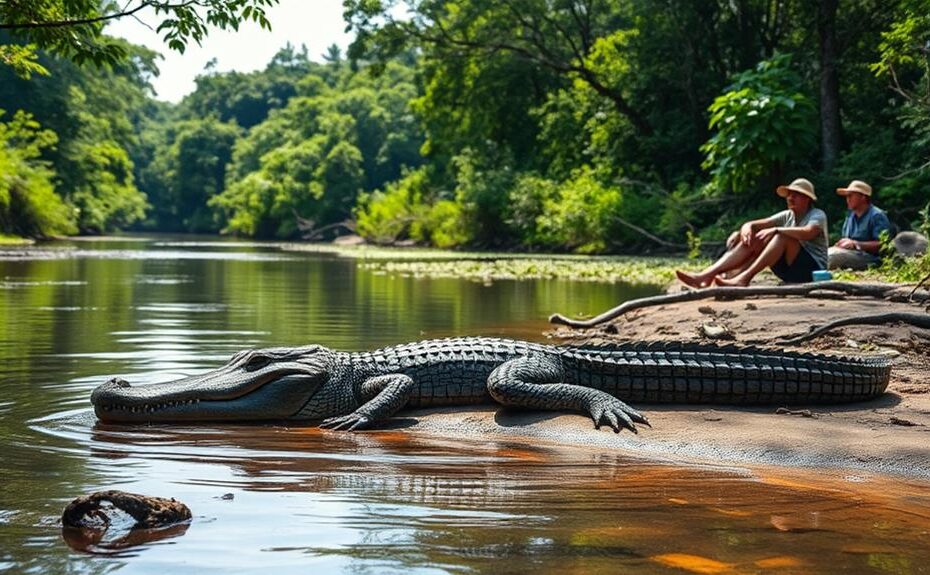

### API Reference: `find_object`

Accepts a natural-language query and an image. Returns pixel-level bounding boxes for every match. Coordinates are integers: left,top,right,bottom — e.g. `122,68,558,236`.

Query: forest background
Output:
1,0,928,255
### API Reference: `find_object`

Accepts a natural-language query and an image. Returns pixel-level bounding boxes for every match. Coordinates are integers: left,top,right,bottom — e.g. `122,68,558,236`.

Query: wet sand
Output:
405,293,930,478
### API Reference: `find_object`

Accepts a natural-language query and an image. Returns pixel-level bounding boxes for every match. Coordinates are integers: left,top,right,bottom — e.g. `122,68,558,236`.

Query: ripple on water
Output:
19,409,930,574
0,248,302,262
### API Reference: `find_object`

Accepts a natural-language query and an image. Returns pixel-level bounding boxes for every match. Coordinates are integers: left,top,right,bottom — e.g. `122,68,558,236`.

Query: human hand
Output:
836,238,856,249
726,231,740,250
739,223,755,246
755,227,779,243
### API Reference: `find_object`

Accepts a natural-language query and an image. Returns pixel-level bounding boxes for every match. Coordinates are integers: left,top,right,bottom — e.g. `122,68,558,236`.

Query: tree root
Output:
779,312,930,345
549,281,924,329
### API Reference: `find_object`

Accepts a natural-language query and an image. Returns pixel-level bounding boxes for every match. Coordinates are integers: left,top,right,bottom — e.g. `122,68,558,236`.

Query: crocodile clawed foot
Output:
319,412,373,431
589,398,649,434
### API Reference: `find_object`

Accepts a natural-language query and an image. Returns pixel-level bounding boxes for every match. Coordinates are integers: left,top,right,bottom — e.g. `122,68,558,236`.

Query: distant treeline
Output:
1,1,928,252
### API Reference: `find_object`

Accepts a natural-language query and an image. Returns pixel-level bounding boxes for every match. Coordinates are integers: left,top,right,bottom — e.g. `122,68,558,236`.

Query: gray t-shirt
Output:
768,207,829,269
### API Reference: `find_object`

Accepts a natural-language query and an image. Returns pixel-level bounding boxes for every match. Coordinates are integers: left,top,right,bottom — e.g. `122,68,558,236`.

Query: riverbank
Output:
404,286,930,478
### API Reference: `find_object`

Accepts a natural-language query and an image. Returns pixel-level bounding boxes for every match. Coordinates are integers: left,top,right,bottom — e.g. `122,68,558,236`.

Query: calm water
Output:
1,237,929,574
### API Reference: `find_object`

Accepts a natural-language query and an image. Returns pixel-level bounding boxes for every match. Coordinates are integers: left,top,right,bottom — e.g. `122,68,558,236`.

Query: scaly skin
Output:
92,337,892,433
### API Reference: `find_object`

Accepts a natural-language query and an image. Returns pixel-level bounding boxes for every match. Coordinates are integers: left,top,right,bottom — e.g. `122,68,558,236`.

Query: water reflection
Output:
2,236,929,574
27,413,930,574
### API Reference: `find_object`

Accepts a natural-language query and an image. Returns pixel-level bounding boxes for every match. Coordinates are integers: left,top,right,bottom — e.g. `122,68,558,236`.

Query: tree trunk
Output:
818,0,842,172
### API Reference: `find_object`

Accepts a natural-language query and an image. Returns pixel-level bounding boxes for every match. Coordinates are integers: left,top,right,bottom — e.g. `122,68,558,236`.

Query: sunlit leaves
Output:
700,54,815,195
0,109,77,237
0,0,279,74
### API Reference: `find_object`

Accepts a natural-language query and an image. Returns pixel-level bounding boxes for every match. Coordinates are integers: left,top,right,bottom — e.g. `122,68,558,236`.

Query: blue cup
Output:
811,270,832,282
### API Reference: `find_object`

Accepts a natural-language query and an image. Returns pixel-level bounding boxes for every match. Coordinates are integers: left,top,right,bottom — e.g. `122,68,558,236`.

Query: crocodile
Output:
91,337,891,433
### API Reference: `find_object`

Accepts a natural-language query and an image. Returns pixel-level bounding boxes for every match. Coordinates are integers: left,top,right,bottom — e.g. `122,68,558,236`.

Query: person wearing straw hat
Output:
676,178,829,288
828,180,892,270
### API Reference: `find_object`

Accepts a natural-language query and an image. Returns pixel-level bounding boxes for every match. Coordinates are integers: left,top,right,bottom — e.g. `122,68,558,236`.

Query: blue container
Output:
811,270,832,282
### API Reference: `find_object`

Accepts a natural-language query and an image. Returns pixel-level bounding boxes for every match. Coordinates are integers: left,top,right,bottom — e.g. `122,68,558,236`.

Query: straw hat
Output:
836,180,872,197
776,178,817,201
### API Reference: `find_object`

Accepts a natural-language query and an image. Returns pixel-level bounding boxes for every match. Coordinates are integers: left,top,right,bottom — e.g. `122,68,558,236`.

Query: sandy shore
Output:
404,291,930,478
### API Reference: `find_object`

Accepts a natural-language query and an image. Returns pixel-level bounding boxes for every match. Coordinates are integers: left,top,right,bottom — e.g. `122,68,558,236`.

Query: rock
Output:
894,231,928,258
700,322,734,340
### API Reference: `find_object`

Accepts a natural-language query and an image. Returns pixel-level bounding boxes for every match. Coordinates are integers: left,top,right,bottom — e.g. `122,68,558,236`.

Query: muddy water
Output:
2,237,929,574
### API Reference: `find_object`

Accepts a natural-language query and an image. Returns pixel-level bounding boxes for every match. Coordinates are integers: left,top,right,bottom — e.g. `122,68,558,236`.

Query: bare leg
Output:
716,234,801,287
677,242,760,288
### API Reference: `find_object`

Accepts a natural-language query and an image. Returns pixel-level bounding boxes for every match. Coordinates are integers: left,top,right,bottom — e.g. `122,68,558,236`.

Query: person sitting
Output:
828,180,892,270
676,178,828,288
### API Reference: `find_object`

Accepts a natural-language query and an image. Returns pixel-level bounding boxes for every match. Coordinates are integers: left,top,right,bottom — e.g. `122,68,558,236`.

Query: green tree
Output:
0,110,76,237
0,38,156,232
0,0,279,76
152,117,241,232
701,54,816,196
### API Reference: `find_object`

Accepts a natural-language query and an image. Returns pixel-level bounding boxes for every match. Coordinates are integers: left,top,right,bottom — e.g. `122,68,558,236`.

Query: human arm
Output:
735,214,783,247
758,210,824,243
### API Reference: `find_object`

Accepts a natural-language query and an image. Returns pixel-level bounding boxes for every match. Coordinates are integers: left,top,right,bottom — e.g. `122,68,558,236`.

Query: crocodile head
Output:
92,345,334,423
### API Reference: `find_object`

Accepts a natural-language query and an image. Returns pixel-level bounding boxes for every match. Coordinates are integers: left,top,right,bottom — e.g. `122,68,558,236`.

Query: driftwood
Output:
779,312,930,345
549,281,920,329
62,490,191,529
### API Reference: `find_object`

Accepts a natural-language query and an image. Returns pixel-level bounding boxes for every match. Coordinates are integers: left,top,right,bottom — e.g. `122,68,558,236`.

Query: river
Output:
1,237,928,574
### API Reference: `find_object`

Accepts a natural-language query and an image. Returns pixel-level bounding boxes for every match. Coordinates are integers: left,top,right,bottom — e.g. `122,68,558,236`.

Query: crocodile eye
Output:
244,355,271,371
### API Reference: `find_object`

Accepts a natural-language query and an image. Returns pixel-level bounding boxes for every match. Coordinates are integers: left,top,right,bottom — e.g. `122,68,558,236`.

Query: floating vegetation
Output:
359,255,704,285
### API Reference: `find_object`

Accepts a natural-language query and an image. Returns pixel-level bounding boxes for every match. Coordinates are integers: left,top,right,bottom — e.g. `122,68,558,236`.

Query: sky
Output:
106,0,353,103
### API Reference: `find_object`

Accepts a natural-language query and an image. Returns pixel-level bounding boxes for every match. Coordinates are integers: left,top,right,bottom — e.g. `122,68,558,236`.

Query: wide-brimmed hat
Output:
837,180,872,197
776,178,817,201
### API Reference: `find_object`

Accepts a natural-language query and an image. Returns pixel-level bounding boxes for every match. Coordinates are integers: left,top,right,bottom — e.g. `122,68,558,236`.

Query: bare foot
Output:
714,275,749,287
676,270,712,289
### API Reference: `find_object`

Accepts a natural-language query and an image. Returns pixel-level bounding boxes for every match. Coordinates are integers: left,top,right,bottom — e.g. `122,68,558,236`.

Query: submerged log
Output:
62,490,191,529
61,490,192,552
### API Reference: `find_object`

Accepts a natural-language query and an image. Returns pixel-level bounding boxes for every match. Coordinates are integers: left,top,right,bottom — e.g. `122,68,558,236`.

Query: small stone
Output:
698,306,716,315
700,322,734,340
744,303,758,310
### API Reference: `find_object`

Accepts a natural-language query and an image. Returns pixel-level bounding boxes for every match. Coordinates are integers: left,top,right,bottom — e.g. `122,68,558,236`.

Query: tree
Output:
0,110,76,237
0,0,279,76
818,0,842,172
345,0,654,136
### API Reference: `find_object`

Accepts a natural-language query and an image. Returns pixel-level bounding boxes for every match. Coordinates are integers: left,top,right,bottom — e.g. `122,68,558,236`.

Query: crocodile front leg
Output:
319,374,414,431
487,355,649,433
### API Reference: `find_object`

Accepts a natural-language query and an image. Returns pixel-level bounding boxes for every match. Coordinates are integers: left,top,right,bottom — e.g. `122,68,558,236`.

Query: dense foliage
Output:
1,0,928,252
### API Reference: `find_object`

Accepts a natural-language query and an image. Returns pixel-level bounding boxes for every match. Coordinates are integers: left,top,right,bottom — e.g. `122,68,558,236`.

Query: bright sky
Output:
106,0,353,103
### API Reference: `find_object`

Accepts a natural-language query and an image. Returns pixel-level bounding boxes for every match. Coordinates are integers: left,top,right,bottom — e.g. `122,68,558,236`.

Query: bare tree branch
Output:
0,0,203,29
779,312,930,345
550,282,920,328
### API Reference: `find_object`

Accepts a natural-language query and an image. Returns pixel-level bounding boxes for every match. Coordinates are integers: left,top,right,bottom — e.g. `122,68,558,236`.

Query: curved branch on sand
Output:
549,281,924,329
779,312,930,345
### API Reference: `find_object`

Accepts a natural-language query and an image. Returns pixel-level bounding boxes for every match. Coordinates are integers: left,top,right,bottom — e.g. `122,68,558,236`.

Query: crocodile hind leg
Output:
487,355,649,433
320,374,414,431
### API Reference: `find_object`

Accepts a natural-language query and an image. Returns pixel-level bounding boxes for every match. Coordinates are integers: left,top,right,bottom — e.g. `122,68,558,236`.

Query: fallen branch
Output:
549,281,912,329
612,216,688,250
779,312,930,345
910,271,930,300
301,220,357,241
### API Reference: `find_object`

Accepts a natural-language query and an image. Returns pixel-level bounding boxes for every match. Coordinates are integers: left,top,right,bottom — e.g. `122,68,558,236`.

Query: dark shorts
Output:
771,247,820,283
